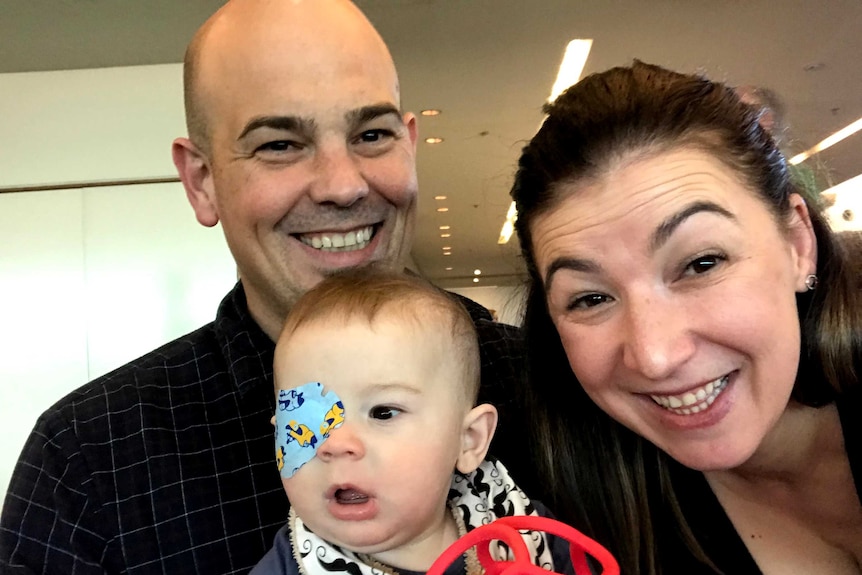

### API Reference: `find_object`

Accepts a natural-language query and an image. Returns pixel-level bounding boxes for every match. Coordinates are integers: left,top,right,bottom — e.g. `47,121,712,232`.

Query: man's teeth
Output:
299,226,373,252
650,375,729,415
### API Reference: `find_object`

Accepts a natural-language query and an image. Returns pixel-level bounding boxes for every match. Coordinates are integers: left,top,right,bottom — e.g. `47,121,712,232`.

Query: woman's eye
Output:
369,405,401,420
569,293,611,310
685,254,724,275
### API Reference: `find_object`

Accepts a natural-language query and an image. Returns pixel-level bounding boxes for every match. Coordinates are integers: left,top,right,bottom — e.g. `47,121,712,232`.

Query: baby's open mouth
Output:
334,488,370,504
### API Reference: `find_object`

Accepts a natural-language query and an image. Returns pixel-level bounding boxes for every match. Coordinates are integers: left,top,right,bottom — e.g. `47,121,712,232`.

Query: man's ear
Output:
455,403,498,474
403,112,418,154
172,137,219,227
787,193,818,292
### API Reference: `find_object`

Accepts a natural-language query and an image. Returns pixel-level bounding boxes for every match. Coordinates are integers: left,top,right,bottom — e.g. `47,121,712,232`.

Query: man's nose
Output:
308,145,370,207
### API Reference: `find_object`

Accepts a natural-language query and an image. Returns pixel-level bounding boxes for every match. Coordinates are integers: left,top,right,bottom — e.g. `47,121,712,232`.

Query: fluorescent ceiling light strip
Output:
498,195,520,244
549,39,594,103
789,116,862,165
500,39,593,244
498,220,515,245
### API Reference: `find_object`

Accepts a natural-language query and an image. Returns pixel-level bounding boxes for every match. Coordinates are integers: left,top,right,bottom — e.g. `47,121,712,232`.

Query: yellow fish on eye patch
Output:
320,401,345,437
276,446,285,471
287,421,318,448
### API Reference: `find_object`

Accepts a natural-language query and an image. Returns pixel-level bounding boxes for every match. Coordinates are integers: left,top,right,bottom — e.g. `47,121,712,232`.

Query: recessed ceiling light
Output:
439,225,450,230
473,269,482,275
441,233,451,238
435,196,447,201
473,278,480,283
421,109,442,116
443,252,452,256
442,246,452,251
437,207,449,212
445,267,453,271
425,137,444,144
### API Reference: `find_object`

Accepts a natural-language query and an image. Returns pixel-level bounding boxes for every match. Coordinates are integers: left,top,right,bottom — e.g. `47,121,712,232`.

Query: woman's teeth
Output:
650,375,729,415
299,226,373,252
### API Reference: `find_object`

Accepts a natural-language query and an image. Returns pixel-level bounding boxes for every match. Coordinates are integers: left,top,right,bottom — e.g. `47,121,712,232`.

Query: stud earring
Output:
805,274,818,291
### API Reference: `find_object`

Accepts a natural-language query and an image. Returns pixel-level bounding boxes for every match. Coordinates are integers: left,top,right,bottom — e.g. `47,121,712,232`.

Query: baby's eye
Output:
684,254,725,276
369,405,401,420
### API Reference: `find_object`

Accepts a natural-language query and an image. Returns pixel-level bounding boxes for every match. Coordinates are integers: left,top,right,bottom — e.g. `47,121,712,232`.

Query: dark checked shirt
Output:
0,282,530,574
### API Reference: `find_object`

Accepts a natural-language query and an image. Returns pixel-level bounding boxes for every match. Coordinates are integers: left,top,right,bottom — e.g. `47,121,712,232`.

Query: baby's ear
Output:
455,404,498,474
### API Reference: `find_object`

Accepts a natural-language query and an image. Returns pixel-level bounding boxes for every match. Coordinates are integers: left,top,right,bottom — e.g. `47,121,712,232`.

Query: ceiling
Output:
3,0,861,289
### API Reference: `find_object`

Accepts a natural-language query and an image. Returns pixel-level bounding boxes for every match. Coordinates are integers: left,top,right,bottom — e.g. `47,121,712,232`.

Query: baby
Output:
251,268,572,574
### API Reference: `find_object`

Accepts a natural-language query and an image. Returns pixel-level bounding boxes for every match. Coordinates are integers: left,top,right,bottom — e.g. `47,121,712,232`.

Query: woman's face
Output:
529,147,817,471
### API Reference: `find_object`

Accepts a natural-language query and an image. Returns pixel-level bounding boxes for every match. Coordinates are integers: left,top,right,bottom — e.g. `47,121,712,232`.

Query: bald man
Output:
0,1,529,573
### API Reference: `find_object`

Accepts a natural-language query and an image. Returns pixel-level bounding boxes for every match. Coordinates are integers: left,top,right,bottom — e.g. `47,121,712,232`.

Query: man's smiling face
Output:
184,0,418,337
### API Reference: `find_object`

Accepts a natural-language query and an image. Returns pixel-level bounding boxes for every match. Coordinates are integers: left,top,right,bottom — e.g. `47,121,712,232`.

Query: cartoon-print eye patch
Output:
275,382,345,478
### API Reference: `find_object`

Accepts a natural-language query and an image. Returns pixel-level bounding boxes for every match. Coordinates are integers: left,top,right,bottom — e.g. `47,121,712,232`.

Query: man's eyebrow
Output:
346,104,402,127
650,201,734,252
237,116,317,141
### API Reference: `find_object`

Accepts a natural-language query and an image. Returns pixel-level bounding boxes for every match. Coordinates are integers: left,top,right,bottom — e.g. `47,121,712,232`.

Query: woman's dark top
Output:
670,387,861,574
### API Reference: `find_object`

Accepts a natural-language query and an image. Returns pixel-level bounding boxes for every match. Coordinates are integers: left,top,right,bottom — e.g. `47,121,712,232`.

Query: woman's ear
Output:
786,193,819,292
455,404,498,474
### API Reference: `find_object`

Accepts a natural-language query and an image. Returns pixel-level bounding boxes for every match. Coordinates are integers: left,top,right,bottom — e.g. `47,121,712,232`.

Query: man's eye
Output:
257,140,299,153
369,405,401,420
356,129,393,143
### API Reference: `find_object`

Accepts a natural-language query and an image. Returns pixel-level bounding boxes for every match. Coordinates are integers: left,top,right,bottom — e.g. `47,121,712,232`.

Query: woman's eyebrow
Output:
650,201,734,253
543,201,734,292
544,257,600,294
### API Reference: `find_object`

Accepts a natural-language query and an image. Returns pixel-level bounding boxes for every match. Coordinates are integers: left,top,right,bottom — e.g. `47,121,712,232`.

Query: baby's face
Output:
272,315,470,566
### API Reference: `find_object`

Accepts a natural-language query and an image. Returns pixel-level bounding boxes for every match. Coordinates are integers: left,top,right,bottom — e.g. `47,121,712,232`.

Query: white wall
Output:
824,174,862,232
0,190,89,496
0,184,237,509
0,64,184,187
0,65,237,509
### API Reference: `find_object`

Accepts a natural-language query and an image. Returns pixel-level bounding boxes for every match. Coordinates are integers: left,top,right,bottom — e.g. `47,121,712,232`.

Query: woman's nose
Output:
621,294,695,380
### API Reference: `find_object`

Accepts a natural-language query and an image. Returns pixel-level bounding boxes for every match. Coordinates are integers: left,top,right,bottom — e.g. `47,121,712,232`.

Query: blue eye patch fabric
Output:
275,382,344,478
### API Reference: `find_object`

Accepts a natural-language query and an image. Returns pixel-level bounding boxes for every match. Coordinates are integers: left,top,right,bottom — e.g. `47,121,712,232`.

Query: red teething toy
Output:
426,515,619,575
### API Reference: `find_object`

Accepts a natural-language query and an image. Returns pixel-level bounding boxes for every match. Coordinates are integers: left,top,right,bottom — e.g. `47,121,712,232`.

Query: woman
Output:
511,60,862,574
